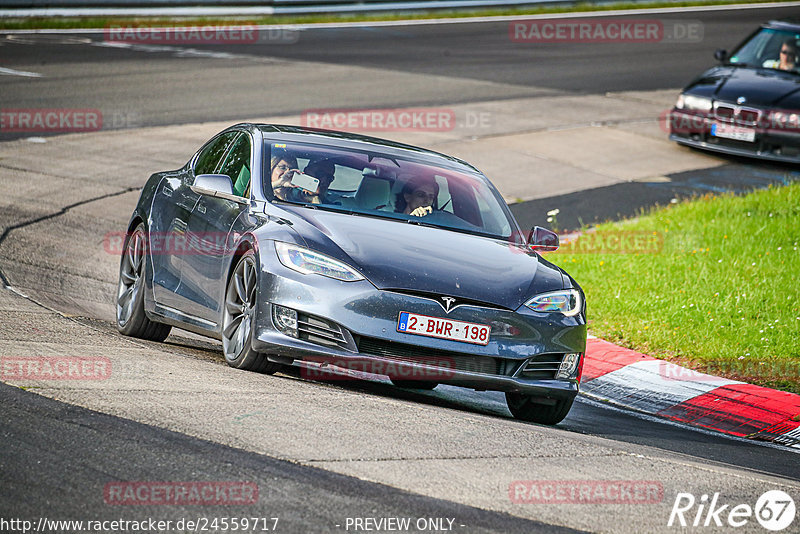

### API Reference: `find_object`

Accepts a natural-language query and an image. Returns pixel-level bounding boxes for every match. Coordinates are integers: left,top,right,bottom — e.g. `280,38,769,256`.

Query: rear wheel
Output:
505,393,573,425
116,223,171,342
390,379,438,390
222,250,281,374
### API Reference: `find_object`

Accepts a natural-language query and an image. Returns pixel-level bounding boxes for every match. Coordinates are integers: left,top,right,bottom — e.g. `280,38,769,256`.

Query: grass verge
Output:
547,182,800,394
0,0,786,30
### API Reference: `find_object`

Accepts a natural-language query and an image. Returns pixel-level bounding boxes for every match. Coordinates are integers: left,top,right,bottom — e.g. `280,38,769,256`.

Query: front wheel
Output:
222,250,281,374
116,223,171,342
505,393,573,425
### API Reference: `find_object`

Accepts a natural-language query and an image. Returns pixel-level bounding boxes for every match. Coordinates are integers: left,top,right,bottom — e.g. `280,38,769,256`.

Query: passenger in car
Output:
395,175,439,217
270,151,299,200
299,158,336,204
763,39,797,71
278,158,336,204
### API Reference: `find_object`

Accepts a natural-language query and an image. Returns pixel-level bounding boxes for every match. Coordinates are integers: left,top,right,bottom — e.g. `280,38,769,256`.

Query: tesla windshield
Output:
729,28,800,72
265,141,516,240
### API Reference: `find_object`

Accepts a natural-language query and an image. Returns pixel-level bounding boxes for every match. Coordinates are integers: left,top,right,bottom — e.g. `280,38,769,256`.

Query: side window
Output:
218,133,252,197
194,132,237,176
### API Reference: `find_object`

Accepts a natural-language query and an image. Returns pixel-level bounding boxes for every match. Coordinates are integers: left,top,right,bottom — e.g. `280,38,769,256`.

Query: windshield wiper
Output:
405,218,437,228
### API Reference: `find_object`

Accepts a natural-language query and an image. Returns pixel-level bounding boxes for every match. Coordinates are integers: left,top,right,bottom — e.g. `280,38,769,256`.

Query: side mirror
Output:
714,49,727,62
528,226,559,252
191,174,247,204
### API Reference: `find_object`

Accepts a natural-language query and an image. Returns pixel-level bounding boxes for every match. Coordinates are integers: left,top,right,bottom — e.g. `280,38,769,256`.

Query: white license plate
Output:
397,311,491,345
711,123,756,142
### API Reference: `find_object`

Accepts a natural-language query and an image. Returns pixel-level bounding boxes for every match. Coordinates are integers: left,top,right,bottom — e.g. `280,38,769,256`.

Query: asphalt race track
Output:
2,4,800,533
3,4,800,134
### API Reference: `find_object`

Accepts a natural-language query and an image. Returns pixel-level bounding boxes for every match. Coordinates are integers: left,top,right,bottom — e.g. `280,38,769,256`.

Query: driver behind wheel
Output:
763,39,798,71
396,175,439,217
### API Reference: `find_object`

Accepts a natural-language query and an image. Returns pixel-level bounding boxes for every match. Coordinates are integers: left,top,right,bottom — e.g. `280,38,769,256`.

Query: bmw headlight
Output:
676,94,712,112
275,241,364,282
524,289,582,317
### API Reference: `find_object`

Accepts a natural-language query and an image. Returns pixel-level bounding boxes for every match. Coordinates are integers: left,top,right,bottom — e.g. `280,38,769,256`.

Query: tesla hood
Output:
273,206,566,310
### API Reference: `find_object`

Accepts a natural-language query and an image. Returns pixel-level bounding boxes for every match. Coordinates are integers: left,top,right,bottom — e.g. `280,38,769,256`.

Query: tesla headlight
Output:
524,289,582,317
275,242,364,282
676,94,712,112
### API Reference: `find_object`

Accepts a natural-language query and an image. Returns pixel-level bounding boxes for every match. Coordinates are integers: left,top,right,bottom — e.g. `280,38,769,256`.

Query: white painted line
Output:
775,426,800,449
0,66,43,77
90,40,289,63
91,40,246,60
0,1,798,28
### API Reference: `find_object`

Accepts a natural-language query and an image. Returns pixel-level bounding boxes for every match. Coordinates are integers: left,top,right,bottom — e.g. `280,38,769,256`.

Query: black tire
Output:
221,250,281,374
116,223,172,342
390,379,438,390
505,392,574,425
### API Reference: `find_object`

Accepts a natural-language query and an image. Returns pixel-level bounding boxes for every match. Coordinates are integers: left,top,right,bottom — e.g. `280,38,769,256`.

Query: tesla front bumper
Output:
251,252,585,399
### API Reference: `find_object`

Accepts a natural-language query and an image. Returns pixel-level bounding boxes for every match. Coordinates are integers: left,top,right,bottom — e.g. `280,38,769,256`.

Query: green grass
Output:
548,182,800,394
0,0,786,30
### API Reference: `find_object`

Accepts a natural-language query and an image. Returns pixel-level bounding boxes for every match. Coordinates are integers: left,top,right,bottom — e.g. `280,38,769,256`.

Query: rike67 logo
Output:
668,490,796,531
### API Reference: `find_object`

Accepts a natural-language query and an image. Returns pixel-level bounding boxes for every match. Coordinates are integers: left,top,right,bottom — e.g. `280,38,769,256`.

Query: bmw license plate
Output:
711,123,756,142
397,311,491,345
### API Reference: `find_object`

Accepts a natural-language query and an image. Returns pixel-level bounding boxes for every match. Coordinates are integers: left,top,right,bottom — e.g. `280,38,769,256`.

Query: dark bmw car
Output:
116,124,586,424
669,20,800,162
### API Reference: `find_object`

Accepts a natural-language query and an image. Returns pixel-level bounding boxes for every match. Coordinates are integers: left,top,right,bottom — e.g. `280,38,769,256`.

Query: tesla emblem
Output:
438,296,458,313
736,96,747,104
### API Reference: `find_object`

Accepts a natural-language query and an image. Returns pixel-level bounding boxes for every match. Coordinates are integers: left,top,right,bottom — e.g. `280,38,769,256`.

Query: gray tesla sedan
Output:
116,123,586,424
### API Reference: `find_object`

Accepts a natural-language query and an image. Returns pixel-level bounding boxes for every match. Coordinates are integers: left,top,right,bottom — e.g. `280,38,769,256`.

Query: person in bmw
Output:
762,39,797,71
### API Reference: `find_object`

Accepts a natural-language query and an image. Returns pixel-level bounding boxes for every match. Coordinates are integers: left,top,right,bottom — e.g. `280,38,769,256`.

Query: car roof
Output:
765,20,800,32
249,123,482,175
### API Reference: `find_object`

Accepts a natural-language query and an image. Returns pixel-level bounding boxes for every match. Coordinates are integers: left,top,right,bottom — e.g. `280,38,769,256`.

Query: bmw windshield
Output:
265,141,518,241
728,27,800,73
